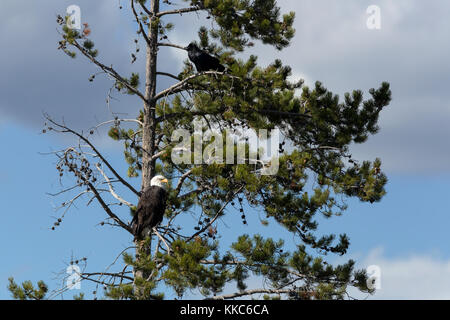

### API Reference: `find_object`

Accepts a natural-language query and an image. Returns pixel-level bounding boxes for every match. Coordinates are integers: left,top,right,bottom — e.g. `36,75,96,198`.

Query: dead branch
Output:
71,40,146,101
157,42,186,50
45,115,140,197
95,118,143,129
131,0,151,46
156,6,204,17
174,169,193,197
82,272,134,282
157,72,181,81
96,163,134,208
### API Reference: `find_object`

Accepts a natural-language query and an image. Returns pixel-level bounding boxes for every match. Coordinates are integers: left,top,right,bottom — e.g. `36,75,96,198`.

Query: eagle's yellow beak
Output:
161,178,169,184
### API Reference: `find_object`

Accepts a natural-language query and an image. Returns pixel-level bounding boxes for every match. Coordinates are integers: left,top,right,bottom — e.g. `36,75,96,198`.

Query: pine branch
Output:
200,260,307,280
155,109,222,123
153,71,234,101
208,288,292,300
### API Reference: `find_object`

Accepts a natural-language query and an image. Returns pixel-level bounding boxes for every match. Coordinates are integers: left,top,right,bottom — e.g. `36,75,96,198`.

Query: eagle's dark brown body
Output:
131,186,167,240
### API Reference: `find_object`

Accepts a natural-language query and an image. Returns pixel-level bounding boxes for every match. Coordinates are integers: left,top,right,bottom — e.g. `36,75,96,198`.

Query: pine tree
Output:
10,0,391,300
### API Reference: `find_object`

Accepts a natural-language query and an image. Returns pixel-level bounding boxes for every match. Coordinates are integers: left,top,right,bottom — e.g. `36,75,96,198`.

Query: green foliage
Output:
187,0,295,50
108,233,374,300
105,284,137,300
7,278,48,300
73,292,85,300
82,39,98,57
115,73,140,95
57,15,97,58
122,58,389,294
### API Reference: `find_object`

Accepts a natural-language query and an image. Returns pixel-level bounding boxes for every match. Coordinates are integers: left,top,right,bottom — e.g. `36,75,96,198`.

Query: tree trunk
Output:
142,0,159,190
134,0,160,299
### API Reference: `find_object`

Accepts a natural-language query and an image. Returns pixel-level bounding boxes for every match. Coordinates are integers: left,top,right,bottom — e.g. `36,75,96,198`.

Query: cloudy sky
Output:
1,0,450,299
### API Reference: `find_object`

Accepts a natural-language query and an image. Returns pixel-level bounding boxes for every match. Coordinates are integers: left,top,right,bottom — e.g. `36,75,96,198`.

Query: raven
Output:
185,42,225,73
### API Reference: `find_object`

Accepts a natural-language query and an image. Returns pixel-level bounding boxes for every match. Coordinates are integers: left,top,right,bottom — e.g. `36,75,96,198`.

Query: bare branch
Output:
46,184,81,197
178,188,203,200
96,163,134,208
158,43,187,50
86,178,132,233
138,0,153,17
175,169,193,197
82,272,134,282
157,72,181,81
56,146,132,233
150,150,166,161
45,116,140,197
95,118,143,128
152,227,171,254
131,0,151,46
156,6,204,17
55,188,90,218
71,40,146,101
208,288,292,300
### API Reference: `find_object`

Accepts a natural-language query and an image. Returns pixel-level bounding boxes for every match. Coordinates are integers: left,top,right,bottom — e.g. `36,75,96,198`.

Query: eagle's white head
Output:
150,175,169,190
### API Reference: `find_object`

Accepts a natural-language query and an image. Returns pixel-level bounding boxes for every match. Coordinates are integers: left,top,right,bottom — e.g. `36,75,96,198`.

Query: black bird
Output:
185,42,225,73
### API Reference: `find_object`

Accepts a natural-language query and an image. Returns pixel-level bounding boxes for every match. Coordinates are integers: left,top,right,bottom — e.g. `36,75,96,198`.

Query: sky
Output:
1,0,450,299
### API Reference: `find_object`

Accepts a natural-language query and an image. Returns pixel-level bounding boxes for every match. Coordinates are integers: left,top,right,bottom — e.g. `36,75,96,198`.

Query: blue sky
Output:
2,0,450,299
2,121,450,299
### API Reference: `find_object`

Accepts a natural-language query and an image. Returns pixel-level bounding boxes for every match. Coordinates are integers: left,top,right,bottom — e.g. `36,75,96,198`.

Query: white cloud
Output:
184,247,450,300
273,1,450,174
352,248,450,299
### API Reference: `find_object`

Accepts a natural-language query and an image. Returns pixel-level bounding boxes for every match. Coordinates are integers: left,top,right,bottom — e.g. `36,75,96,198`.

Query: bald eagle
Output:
131,175,169,240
